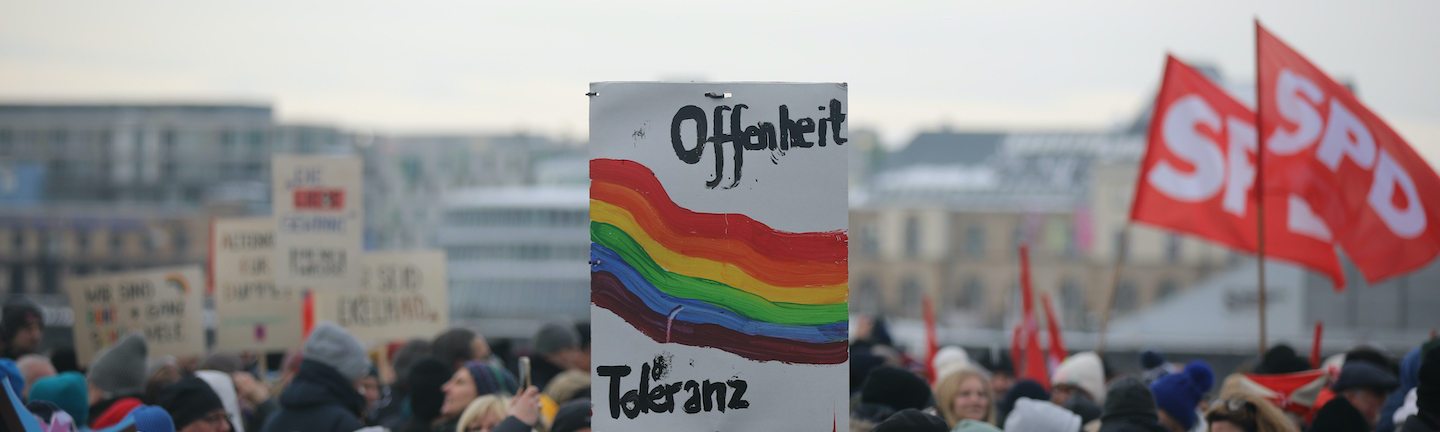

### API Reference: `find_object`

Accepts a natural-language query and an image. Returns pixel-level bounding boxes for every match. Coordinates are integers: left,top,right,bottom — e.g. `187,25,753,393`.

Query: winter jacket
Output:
492,416,533,432
261,359,368,432
1402,415,1440,432
1382,347,1427,432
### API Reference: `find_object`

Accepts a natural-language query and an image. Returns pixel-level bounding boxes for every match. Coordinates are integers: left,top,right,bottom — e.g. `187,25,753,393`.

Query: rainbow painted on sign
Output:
590,158,849,365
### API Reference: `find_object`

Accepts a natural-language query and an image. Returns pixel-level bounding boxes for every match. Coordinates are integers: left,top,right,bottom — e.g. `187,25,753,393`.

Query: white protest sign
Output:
212,218,303,352
272,155,364,290
311,251,449,344
589,82,850,431
67,266,207,366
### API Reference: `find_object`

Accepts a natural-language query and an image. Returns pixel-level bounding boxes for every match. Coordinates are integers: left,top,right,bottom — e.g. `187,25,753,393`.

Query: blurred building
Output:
437,185,590,338
850,130,1234,331
0,103,353,297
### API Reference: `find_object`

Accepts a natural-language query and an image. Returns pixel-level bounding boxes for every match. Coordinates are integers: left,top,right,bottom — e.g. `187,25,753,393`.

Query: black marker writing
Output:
671,99,846,189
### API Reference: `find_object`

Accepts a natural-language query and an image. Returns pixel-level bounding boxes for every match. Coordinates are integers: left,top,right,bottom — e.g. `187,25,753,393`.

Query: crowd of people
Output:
849,317,1440,432
6,291,1440,432
0,296,593,432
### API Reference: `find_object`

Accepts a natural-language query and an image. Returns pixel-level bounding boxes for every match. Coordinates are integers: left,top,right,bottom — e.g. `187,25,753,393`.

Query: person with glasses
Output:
1203,394,1297,432
157,376,232,432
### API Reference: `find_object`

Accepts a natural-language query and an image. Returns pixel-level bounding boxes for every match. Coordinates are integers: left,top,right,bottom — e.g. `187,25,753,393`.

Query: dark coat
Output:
1402,415,1440,432
1307,396,1371,432
261,360,368,432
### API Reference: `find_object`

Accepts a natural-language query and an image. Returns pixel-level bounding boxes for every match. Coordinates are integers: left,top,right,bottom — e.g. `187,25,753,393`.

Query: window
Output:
959,277,985,310
11,231,24,251
1158,279,1179,300
904,217,921,257
901,277,923,318
162,129,177,154
9,266,23,293
173,228,189,254
965,223,985,257
1114,280,1138,313
860,222,878,257
75,232,90,254
110,232,124,253
1165,234,1181,263
855,278,881,315
0,129,11,154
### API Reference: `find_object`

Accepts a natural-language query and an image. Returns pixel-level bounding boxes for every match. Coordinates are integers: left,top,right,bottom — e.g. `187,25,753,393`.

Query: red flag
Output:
1041,293,1067,370
1310,321,1323,368
923,294,939,384
1243,369,1330,418
1016,245,1051,389
1257,22,1440,284
1132,54,1344,285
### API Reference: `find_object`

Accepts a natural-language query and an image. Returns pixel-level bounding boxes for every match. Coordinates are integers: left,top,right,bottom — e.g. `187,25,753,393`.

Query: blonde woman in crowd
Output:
457,395,511,432
934,367,1000,430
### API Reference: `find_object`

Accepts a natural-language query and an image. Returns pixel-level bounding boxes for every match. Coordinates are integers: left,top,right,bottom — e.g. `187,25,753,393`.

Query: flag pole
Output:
1255,19,1270,357
1096,225,1129,356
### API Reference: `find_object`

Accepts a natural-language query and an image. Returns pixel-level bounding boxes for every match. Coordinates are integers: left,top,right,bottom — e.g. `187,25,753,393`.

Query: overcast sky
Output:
2,1,1437,161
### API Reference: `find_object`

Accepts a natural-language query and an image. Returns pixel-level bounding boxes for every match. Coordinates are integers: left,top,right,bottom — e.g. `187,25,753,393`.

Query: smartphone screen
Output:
519,356,531,390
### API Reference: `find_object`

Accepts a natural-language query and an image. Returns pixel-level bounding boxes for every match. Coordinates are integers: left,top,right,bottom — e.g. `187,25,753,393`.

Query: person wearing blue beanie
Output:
129,404,177,432
1150,360,1214,432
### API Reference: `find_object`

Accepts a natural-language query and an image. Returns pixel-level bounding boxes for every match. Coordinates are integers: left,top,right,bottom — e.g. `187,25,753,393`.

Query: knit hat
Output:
1334,360,1400,393
127,405,176,432
861,366,933,412
28,371,88,426
1150,360,1214,430
550,398,592,432
303,321,373,382
1254,344,1311,374
933,346,977,381
0,358,23,397
1104,376,1160,421
26,400,75,432
433,328,477,366
463,360,519,397
199,352,244,374
1,296,44,342
156,377,225,430
1309,395,1370,432
1004,397,1082,432
88,332,148,397
533,322,580,357
999,379,1050,426
407,358,452,424
1052,351,1107,404
872,408,949,432
1140,350,1166,370
391,339,432,386
195,370,245,432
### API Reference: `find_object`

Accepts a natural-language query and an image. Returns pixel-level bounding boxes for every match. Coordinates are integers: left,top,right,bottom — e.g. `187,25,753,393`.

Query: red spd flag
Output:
1258,23,1440,284
1133,55,1343,285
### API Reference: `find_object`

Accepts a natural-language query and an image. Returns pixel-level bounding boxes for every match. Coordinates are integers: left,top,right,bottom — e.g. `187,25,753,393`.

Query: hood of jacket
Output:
278,359,367,416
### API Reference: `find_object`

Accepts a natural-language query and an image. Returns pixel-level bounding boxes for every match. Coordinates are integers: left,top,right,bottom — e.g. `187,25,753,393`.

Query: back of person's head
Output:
87,332,149,398
1414,338,1440,419
533,322,580,358
999,379,1050,425
1102,376,1159,421
50,347,79,374
1254,344,1310,375
1204,393,1298,432
544,369,591,405
456,395,509,432
391,339,432,387
551,397,592,432
433,328,477,367
861,366,933,413
1004,397,1082,432
28,371,88,426
127,404,177,432
303,321,373,383
1150,360,1215,431
408,358,453,425
872,408,949,432
199,352,244,374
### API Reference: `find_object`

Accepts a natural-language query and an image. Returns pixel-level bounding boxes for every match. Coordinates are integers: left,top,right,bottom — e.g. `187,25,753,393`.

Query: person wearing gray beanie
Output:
85,332,148,429
530,322,581,391
261,322,372,432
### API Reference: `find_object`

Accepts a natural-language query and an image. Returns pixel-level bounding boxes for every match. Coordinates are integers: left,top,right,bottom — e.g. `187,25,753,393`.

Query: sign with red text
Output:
1257,23,1440,284
213,218,303,352
590,82,850,431
273,156,364,290
1133,55,1343,285
66,266,206,366
311,251,448,344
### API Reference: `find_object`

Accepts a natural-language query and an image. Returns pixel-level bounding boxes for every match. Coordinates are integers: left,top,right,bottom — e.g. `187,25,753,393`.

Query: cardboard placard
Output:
213,217,304,352
312,251,449,344
67,266,206,366
272,155,364,290
589,82,850,431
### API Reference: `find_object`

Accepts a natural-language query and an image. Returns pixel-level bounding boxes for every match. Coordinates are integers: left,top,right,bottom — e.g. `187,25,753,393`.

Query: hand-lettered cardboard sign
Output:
213,218,304,352
589,82,850,431
67,266,207,366
272,155,364,290
311,251,449,344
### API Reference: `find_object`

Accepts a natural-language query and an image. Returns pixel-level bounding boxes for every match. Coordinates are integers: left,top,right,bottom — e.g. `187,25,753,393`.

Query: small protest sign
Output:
67,266,206,366
213,217,304,352
311,251,449,344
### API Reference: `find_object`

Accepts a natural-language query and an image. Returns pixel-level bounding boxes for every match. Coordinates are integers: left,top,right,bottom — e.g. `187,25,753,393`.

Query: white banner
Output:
212,218,303,352
589,82,850,431
272,155,364,290
312,251,449,344
67,266,207,366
